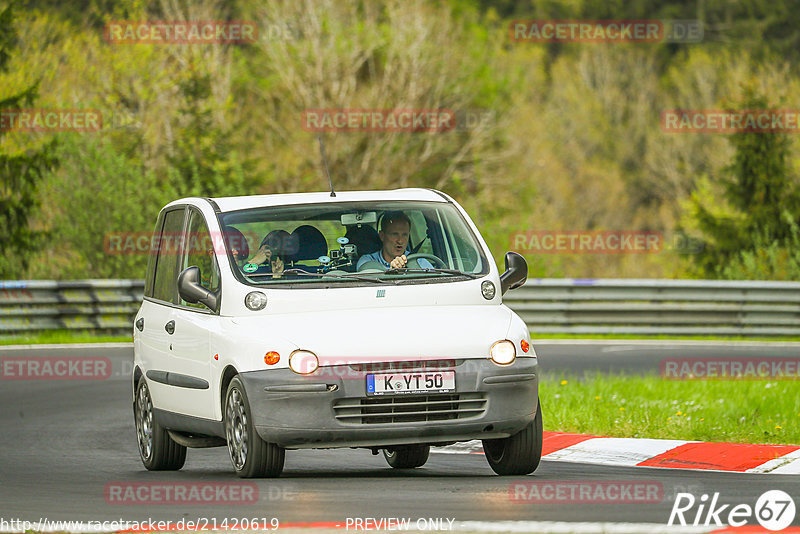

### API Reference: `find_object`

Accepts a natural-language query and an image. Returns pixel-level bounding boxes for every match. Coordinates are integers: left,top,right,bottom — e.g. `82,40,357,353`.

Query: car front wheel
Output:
134,378,186,470
383,445,430,468
482,398,543,476
225,376,285,478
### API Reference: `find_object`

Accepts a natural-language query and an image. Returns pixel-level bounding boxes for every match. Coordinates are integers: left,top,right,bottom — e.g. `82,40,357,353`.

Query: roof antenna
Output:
318,135,335,197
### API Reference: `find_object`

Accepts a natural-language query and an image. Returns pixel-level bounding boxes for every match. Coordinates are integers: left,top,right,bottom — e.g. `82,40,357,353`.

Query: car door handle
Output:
164,320,175,335
135,317,144,331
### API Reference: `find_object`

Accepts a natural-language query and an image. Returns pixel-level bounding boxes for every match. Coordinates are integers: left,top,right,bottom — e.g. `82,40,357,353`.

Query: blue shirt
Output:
357,250,434,270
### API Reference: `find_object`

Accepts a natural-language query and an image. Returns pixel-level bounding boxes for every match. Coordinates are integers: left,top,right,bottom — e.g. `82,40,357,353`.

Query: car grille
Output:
333,393,487,425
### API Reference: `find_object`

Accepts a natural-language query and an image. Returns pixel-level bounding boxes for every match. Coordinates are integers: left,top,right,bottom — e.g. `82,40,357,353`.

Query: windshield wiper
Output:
382,268,480,279
247,269,390,284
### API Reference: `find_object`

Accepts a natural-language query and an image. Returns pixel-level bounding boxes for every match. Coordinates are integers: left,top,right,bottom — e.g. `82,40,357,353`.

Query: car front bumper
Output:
238,357,539,449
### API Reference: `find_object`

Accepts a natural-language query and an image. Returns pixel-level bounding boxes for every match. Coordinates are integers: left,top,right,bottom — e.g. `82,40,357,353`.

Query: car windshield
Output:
218,200,488,286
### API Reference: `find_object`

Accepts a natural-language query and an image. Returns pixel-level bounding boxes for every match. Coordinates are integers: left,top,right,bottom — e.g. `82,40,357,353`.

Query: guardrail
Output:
2,278,800,337
0,280,143,334
504,278,800,336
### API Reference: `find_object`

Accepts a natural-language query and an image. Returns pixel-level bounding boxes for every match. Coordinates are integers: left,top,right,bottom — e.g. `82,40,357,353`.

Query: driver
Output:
356,211,434,270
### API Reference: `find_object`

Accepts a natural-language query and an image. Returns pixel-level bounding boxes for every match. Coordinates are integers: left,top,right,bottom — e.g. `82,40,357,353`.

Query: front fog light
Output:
289,350,319,374
245,291,267,311
490,340,516,365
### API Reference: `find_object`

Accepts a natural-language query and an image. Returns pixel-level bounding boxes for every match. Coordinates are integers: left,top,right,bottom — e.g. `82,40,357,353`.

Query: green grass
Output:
3,330,798,346
531,333,800,342
540,374,800,445
0,330,131,345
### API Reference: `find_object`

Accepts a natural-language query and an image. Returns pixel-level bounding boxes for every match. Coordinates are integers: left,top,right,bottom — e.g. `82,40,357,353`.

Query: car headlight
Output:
289,350,319,374
490,340,516,365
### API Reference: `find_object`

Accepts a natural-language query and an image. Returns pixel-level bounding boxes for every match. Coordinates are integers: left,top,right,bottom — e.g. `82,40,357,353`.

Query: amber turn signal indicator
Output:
520,339,529,353
264,351,280,365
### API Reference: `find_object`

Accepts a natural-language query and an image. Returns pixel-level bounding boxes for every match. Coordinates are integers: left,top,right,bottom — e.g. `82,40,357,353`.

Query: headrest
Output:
345,225,381,256
288,225,328,261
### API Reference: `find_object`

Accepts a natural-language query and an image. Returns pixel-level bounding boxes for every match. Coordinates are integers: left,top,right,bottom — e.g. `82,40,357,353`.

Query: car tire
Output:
225,376,285,478
482,398,543,476
383,445,430,468
134,377,187,470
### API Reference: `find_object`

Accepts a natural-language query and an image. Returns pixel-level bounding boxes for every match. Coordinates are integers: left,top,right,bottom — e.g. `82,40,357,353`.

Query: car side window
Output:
409,211,434,256
180,209,220,310
143,211,165,298
151,208,185,303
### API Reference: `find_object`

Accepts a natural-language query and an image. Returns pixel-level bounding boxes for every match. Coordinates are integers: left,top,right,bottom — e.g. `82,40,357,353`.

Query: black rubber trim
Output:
146,370,209,390
167,430,226,448
482,373,537,384
142,296,216,315
153,408,225,438
425,188,452,202
264,383,331,392
205,198,222,213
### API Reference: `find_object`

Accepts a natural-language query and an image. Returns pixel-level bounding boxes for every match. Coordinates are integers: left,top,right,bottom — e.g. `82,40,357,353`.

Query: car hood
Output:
230,304,515,363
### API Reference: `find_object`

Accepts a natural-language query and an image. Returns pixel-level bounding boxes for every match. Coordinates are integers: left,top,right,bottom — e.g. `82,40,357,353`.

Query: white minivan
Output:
132,188,541,477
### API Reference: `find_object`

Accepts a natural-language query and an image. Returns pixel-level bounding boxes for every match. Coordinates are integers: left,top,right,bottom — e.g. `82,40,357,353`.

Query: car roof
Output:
207,188,449,212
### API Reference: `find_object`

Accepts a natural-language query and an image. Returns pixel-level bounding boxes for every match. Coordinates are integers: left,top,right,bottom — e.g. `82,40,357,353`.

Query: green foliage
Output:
2,0,800,281
716,215,800,280
166,67,262,198
0,1,57,278
28,133,170,279
687,86,800,279
541,374,800,445
473,0,800,62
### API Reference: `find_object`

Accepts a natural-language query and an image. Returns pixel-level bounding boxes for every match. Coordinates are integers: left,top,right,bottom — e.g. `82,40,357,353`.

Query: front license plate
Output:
366,371,455,396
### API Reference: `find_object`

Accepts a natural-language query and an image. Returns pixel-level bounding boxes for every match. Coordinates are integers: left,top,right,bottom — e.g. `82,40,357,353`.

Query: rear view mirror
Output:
178,266,219,311
500,252,527,294
341,211,377,225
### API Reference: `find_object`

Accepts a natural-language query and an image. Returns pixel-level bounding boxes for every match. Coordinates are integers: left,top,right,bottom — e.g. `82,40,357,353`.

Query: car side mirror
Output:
177,266,219,311
499,252,527,295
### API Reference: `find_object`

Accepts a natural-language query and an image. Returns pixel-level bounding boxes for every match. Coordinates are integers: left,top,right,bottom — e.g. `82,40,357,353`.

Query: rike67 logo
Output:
669,490,796,531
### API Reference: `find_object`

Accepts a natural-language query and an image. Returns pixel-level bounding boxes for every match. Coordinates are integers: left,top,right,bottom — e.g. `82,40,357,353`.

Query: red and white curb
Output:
436,432,800,474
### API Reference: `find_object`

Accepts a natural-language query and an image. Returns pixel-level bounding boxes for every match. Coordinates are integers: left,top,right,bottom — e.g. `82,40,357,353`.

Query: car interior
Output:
220,204,484,280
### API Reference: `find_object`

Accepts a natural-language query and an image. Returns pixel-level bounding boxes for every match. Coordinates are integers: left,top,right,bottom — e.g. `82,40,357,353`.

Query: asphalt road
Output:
1,343,798,528
535,339,800,376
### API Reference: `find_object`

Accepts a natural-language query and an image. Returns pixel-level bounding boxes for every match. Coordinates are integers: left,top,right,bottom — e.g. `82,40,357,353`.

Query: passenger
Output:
222,226,250,265
245,230,289,277
356,211,434,270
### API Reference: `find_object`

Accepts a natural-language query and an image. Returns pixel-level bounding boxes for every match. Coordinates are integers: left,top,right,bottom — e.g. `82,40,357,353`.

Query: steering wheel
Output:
406,253,447,269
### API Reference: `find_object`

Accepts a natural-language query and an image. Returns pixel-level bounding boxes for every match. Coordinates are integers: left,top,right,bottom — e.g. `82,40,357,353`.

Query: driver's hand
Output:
390,254,407,269
271,256,284,277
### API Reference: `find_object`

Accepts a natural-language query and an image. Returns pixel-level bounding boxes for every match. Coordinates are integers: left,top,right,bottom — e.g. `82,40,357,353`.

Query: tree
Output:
166,67,258,198
0,2,57,278
687,85,800,279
